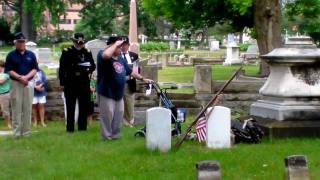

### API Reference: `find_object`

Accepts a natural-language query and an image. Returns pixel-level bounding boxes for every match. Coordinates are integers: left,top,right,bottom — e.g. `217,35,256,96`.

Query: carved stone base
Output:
252,116,320,139
250,98,320,121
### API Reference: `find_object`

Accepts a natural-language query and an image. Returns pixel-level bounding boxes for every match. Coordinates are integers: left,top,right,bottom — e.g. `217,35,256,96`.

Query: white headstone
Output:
206,106,231,149
224,44,242,65
177,39,181,49
36,48,52,64
169,41,175,50
146,107,171,152
210,40,219,51
85,39,107,62
26,41,37,54
227,34,236,45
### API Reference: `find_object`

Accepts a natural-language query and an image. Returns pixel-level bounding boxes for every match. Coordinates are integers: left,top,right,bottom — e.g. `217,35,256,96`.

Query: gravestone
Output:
169,41,175,50
224,44,241,65
208,36,219,51
210,40,220,51
141,66,158,83
146,107,171,152
26,41,37,54
206,106,231,149
37,48,52,64
250,36,320,138
241,43,259,63
194,65,212,93
286,36,315,47
196,160,221,180
177,39,181,49
85,39,107,62
285,155,310,180
0,131,13,136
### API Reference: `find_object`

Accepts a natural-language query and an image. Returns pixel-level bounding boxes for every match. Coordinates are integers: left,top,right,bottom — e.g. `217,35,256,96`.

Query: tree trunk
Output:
20,0,36,41
254,0,282,77
199,26,208,49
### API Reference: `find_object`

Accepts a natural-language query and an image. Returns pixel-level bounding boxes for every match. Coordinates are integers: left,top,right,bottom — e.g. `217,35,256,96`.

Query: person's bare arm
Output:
131,71,153,84
23,69,37,81
102,40,124,60
0,77,7,84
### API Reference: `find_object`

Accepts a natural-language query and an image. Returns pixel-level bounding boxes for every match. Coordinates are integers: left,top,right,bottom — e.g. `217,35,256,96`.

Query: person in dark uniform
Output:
59,33,96,133
120,36,140,127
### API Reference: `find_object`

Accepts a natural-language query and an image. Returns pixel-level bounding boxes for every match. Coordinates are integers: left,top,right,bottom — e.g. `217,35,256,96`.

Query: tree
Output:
73,0,129,38
74,0,158,39
284,0,320,45
0,17,14,43
1,0,66,41
142,0,282,76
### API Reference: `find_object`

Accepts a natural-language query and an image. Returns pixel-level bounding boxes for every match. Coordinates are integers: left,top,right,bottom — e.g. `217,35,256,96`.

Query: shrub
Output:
59,42,73,51
239,43,250,51
140,41,169,52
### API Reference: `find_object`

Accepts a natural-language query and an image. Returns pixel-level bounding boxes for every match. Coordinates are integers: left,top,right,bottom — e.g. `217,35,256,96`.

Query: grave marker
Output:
146,107,171,152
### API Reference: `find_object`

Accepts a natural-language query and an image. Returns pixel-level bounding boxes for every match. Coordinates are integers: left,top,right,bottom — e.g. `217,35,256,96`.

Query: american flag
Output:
196,116,207,142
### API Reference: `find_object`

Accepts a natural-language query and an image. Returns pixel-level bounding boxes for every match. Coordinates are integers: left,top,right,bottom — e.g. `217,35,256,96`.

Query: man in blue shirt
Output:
97,36,152,140
5,32,38,138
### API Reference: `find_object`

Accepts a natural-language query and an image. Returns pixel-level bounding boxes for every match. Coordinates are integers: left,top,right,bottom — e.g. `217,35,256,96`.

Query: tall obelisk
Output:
129,0,139,54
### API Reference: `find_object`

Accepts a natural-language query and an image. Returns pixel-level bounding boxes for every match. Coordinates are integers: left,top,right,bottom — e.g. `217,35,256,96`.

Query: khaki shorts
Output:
0,92,10,117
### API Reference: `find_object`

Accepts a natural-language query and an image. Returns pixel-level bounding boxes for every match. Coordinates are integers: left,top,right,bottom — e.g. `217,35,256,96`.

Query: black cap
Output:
120,36,129,44
14,32,26,41
71,33,85,43
106,36,120,45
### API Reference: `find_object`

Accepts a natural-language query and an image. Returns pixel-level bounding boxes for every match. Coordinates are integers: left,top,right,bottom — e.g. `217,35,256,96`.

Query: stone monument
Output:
129,0,140,54
224,34,241,65
250,36,320,138
85,39,107,62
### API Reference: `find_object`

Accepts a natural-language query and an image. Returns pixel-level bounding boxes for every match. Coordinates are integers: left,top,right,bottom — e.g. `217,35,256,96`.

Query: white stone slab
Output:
224,45,242,65
85,39,107,62
206,106,231,149
0,131,12,136
36,48,52,63
146,107,171,152
210,40,220,51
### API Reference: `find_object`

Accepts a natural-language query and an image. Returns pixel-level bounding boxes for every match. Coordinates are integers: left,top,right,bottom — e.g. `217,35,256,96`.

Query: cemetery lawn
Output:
1,120,320,179
158,64,259,83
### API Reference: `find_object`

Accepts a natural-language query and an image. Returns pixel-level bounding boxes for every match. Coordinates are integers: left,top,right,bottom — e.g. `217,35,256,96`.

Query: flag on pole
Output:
196,116,207,142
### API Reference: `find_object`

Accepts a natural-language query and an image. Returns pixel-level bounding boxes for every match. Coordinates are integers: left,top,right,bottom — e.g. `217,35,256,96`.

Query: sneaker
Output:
41,123,47,128
123,120,133,128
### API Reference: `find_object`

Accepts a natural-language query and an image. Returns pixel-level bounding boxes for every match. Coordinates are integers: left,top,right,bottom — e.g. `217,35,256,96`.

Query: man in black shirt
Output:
59,33,96,133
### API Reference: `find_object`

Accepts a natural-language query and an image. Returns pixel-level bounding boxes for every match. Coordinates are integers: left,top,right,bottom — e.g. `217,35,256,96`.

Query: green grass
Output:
0,120,320,179
158,64,259,83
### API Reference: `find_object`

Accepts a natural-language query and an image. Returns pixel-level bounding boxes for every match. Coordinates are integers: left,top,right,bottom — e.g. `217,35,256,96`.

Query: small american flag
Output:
196,116,207,142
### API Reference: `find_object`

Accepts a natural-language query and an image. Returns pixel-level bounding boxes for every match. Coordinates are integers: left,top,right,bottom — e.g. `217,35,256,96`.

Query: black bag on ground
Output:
231,118,264,144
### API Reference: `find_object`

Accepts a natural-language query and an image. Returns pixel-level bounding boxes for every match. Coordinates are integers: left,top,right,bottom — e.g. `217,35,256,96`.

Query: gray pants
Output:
10,80,34,137
98,94,124,140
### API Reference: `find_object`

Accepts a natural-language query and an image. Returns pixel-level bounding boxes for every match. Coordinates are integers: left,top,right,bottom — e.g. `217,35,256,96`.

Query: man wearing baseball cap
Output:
97,36,152,140
5,32,39,138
